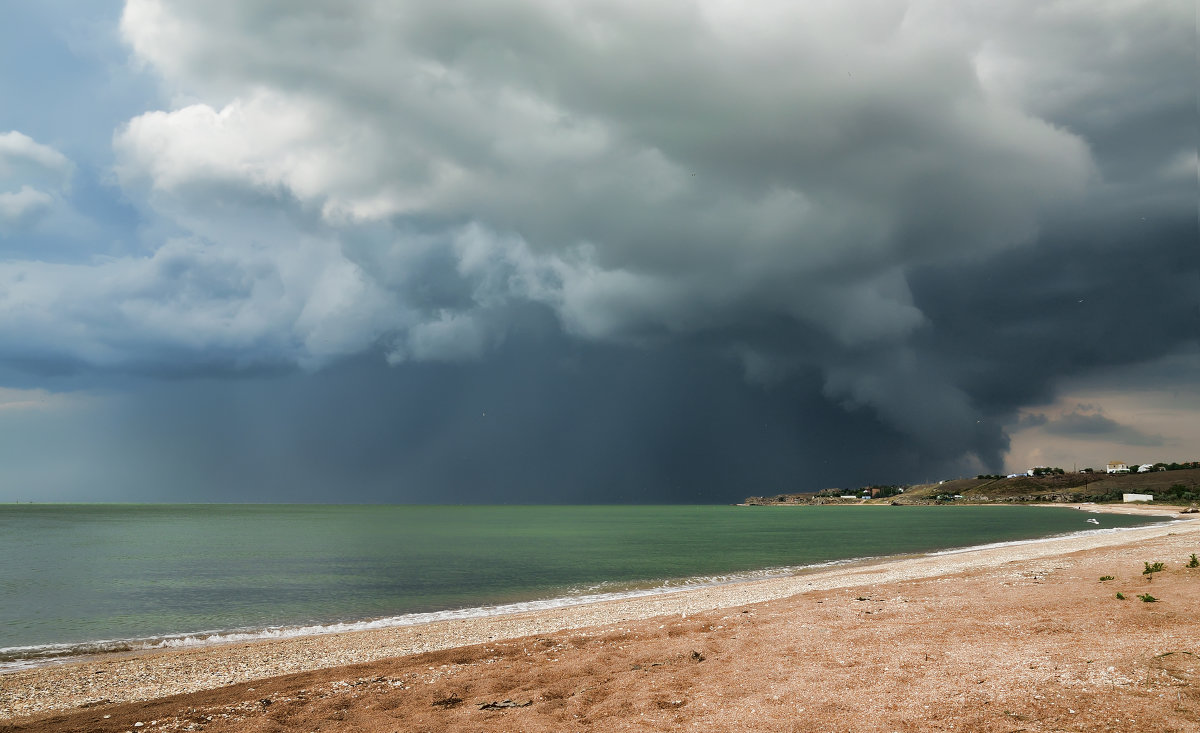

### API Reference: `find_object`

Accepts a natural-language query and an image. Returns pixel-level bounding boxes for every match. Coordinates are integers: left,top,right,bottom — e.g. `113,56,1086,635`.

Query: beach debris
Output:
258,698,272,708
432,694,463,708
690,650,706,662
478,698,532,710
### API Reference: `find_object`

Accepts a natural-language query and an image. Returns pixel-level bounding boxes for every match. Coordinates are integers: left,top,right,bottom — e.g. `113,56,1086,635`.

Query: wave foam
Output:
3,519,1173,673
0,558,871,672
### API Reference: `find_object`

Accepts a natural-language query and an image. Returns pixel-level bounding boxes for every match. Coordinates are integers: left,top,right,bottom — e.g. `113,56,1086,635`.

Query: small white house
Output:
1137,464,1154,473
1123,493,1153,503
1106,461,1130,474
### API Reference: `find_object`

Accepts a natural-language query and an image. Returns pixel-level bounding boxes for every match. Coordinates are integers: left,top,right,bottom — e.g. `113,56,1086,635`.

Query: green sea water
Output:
0,504,1162,666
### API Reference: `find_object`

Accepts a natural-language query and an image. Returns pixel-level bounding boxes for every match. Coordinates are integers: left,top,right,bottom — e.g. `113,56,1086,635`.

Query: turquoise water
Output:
0,504,1160,666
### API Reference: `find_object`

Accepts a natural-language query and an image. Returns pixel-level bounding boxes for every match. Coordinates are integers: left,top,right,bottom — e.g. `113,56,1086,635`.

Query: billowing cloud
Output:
0,131,71,180
0,131,73,233
0,1,1195,499
0,186,54,228
108,0,1109,450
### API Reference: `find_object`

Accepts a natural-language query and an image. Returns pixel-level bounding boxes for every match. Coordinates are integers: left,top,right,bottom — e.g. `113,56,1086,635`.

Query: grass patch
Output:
1099,575,1114,581
1137,593,1157,603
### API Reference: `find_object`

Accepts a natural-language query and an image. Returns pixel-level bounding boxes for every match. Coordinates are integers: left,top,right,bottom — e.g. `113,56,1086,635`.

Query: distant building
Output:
1137,464,1154,473
1106,461,1130,474
1123,493,1153,503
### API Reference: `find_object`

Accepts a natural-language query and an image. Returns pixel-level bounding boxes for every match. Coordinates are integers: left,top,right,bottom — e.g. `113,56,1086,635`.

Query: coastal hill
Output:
745,467,1200,506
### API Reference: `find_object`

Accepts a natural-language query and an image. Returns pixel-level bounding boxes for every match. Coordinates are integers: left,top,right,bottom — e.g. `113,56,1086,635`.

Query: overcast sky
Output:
1,0,1196,503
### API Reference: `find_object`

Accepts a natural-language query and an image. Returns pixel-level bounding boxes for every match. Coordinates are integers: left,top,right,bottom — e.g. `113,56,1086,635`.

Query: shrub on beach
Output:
1187,554,1198,568
1143,562,1165,575
1115,592,1126,600
1137,593,1157,602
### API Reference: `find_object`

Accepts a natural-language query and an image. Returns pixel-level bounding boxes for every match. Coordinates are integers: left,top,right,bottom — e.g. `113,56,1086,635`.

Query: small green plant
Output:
1137,593,1157,602
1115,592,1126,600
1143,561,1166,575
1187,554,1198,568
1099,575,1114,581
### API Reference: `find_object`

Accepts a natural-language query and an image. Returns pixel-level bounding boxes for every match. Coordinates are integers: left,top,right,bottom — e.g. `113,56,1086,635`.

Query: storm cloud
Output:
1041,408,1165,448
0,0,1195,501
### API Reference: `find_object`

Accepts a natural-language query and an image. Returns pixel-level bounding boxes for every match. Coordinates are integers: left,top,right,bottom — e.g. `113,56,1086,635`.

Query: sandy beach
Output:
2,505,1197,732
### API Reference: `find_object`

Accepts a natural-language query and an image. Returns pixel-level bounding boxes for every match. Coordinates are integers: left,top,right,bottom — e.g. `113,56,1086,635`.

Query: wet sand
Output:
2,505,1197,732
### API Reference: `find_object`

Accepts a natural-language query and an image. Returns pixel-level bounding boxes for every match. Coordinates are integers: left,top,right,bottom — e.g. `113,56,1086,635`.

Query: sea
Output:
0,503,1165,671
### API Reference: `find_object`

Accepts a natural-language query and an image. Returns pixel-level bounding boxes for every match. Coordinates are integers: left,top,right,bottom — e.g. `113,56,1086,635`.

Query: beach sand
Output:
2,505,1197,732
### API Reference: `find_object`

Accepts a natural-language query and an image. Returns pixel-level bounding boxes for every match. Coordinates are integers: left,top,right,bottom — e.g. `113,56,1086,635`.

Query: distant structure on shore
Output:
743,464,1200,506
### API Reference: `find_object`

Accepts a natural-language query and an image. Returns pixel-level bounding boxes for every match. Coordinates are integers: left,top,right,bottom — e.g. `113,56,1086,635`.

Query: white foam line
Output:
923,519,1178,557
0,558,874,672
3,517,1173,673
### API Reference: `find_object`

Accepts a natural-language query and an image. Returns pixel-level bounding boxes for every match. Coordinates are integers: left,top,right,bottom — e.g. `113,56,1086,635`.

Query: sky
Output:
0,0,1196,503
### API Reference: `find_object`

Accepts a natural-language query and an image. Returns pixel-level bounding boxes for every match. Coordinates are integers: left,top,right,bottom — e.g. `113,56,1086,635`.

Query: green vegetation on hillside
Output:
744,466,1200,505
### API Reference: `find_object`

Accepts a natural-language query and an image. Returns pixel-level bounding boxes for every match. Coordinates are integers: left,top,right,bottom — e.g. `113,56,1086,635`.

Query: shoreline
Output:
3,505,1196,727
0,503,1181,676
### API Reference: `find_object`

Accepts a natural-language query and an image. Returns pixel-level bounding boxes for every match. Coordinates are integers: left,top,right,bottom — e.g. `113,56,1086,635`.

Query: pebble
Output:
1,518,1194,720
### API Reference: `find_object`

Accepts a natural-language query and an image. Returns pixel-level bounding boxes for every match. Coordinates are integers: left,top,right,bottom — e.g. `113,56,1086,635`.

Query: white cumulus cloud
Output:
0,131,73,233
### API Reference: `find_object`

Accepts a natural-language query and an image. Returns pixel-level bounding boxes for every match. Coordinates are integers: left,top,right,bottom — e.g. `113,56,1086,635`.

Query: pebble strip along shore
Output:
3,507,1194,720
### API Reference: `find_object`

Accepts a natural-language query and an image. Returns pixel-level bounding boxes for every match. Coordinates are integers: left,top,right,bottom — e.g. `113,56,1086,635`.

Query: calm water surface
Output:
0,504,1161,665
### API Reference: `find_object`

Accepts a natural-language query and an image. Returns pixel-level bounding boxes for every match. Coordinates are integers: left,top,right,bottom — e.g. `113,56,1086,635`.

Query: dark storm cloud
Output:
14,317,960,504
1041,409,1164,448
909,213,1198,414
0,1,1196,501
1015,413,1049,430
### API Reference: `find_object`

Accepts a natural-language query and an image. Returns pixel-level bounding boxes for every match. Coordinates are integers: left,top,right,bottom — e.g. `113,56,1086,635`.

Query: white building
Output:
1137,464,1154,473
1123,493,1153,503
1106,461,1130,474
